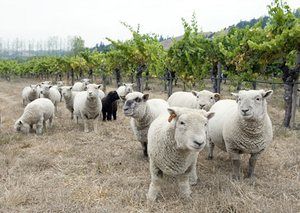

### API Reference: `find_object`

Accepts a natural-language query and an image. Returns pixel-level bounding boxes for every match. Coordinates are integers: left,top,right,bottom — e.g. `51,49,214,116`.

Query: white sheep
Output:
72,82,88,91
86,83,105,99
21,84,39,106
117,83,134,102
123,92,169,157
14,98,55,135
147,107,214,201
73,84,102,132
40,85,61,113
168,90,220,111
207,89,273,180
61,86,79,119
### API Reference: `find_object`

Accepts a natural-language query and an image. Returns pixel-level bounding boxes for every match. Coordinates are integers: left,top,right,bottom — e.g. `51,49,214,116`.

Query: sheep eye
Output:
135,97,141,102
204,123,208,127
180,121,185,125
210,97,214,100
256,97,261,101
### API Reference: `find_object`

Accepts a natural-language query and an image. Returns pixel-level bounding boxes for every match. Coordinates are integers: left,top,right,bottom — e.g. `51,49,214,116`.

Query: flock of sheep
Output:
13,78,273,202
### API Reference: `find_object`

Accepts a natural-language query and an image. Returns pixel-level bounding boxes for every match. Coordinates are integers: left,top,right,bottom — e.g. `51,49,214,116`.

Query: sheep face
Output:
30,84,38,93
124,83,133,94
81,78,91,85
56,81,64,87
192,90,220,111
168,107,215,151
123,92,149,118
86,85,99,101
14,120,30,134
62,86,72,98
40,85,52,97
232,90,273,121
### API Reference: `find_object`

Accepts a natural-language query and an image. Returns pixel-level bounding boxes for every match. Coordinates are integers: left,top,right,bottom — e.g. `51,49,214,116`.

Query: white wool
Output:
147,107,213,201
40,85,61,113
14,98,55,135
21,85,39,106
207,89,273,179
123,92,168,156
72,82,87,91
73,86,102,132
117,83,134,101
168,90,220,111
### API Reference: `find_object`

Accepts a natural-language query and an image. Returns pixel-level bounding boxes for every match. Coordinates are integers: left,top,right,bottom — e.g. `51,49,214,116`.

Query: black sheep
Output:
101,91,120,121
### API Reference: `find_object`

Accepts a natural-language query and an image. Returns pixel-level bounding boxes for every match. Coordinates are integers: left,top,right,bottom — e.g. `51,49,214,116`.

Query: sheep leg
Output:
178,173,192,200
49,116,53,127
93,117,99,132
230,152,241,180
112,110,117,120
207,140,215,160
83,118,89,133
107,109,112,121
147,161,162,202
189,159,198,185
43,120,47,131
102,110,106,121
36,118,44,135
141,142,148,157
247,151,262,178
70,111,73,120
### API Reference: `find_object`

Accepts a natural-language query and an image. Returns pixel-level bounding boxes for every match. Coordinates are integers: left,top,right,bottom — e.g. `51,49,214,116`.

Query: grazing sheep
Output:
40,85,61,113
14,98,55,135
168,90,220,111
207,89,273,180
123,92,169,157
117,83,134,101
147,107,214,201
61,86,79,119
101,91,120,121
21,84,39,106
73,85,102,132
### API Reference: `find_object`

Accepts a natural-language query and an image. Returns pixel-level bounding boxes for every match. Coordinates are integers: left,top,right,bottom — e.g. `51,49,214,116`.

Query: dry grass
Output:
0,78,299,213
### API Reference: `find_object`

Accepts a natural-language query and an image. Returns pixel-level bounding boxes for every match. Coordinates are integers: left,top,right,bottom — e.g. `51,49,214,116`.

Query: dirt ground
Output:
0,78,299,213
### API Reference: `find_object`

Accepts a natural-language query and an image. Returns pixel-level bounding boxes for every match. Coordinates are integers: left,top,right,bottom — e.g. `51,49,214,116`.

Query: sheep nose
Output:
193,141,203,146
241,109,249,114
199,104,205,109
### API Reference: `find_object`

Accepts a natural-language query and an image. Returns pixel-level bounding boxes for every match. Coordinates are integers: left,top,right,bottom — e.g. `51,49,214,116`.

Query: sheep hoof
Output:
189,178,198,186
231,174,240,181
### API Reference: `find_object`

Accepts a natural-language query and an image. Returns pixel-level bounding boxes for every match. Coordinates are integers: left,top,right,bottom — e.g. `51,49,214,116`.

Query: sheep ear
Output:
98,84,103,89
49,85,52,88
123,83,126,86
262,90,273,99
214,93,221,101
205,112,215,120
167,108,177,122
142,94,149,101
191,91,198,97
231,92,238,97
18,120,22,125
69,86,73,90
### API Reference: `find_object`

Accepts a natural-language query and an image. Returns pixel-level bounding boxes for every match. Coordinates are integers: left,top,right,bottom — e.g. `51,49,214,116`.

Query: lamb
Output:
123,92,169,157
40,85,61,113
61,86,79,119
73,84,102,132
147,107,214,201
21,84,39,106
14,98,55,135
168,90,220,111
207,89,273,180
101,91,120,121
117,83,134,101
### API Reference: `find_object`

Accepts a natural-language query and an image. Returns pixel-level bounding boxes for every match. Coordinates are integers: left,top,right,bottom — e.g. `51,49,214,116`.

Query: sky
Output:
0,0,299,47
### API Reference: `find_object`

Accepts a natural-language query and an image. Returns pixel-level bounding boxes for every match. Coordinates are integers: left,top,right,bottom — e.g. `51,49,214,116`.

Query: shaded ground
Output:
0,78,299,212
